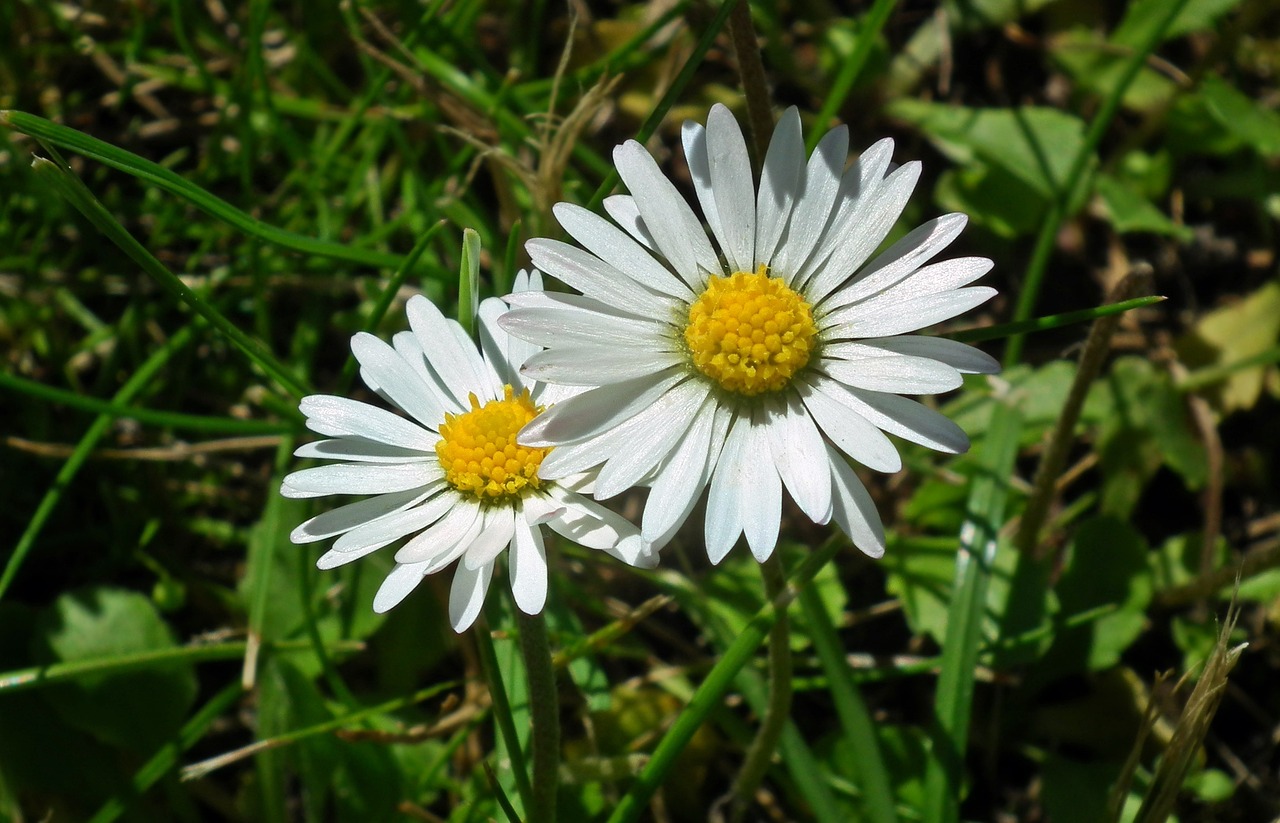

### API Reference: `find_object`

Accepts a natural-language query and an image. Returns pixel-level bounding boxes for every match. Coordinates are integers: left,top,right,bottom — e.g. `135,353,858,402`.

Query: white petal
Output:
613,140,721,289
449,321,503,400
755,107,804,267
449,560,494,631
554,202,693,301
822,287,997,337
772,125,848,284
804,160,921,305
704,414,751,564
293,437,436,463
794,137,895,290
763,393,832,524
591,378,711,497
405,295,491,406
545,484,643,554
509,513,548,615
317,541,387,569
603,195,658,251
641,394,717,543
393,498,481,563
741,411,783,562
518,368,687,447
478,297,534,391
799,379,902,473
300,395,438,450
827,446,885,558
351,333,448,428
821,215,971,310
332,490,455,553
521,344,682,386
392,331,464,415
522,494,565,525
681,120,727,269
870,335,1000,375
527,239,670,315
290,486,433,543
842,387,970,454
281,462,440,499
820,353,963,394
498,303,669,350
463,506,518,570
706,104,756,273
372,562,429,613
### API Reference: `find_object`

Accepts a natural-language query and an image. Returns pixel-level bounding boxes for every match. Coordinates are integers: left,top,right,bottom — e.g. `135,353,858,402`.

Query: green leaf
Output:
1200,75,1280,159
888,102,1091,215
1176,280,1280,413
1094,173,1193,239
1051,27,1179,113
1112,0,1244,46
1052,517,1153,671
31,587,197,753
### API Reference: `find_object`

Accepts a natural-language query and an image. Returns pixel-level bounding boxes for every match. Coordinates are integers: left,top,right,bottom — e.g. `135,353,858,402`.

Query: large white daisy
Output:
281,272,652,632
498,105,999,564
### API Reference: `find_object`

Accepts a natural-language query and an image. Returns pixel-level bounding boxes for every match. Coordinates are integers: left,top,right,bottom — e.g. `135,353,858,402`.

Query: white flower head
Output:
499,105,999,564
281,272,653,633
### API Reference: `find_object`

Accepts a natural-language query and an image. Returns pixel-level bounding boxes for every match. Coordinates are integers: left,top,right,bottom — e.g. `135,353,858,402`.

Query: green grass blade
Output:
606,537,844,823
0,638,362,695
0,110,409,270
585,0,739,210
89,681,244,823
922,402,1023,822
1003,0,1190,365
0,323,198,603
797,584,899,823
0,370,298,435
808,0,898,145
949,295,1164,344
476,622,534,816
459,227,481,336
31,154,311,398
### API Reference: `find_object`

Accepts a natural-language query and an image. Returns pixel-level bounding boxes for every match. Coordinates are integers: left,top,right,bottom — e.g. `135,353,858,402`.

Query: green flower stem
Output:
728,553,792,820
608,536,844,823
728,0,773,166
1003,0,1190,366
476,620,535,816
518,610,560,823
1015,270,1149,554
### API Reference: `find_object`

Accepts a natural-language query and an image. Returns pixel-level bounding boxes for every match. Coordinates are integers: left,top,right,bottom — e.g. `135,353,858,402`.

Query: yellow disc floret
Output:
435,386,549,501
683,265,817,396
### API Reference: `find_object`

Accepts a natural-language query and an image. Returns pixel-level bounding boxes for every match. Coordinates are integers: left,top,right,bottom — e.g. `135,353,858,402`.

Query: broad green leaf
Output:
31,587,197,754
1052,517,1153,671
1051,27,1179,112
1095,173,1193,239
888,101,1091,208
1177,281,1280,413
1150,532,1229,593
1112,0,1244,46
1200,76,1280,159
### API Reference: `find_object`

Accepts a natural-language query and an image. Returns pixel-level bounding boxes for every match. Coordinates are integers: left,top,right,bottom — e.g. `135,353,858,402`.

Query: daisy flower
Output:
280,272,652,632
498,105,999,564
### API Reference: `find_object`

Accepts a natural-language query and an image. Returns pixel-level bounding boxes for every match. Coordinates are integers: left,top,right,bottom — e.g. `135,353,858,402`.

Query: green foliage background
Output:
2,0,1279,820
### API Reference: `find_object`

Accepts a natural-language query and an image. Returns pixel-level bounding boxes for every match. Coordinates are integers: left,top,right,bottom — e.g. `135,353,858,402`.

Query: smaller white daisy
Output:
281,272,653,633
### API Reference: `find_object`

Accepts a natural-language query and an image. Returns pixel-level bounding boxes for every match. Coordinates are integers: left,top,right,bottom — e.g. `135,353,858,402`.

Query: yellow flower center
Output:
435,386,549,501
683,266,817,396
